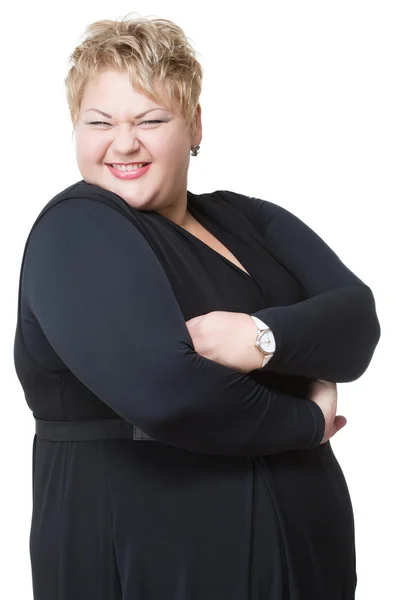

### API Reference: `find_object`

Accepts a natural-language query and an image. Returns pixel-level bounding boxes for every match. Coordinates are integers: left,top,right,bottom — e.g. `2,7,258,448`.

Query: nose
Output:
112,125,141,155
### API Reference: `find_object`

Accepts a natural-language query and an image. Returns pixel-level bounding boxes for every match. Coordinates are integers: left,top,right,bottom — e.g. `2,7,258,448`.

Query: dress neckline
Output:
81,181,255,282
153,192,254,282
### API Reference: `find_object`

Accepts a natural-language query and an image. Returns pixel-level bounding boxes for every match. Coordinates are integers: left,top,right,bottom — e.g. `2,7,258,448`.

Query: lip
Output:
106,163,151,180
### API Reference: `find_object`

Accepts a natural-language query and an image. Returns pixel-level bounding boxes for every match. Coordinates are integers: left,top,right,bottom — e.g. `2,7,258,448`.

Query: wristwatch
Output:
250,315,276,368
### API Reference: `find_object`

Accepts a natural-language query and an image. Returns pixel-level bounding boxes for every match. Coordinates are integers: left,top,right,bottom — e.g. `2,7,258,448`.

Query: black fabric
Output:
14,180,380,599
34,417,155,441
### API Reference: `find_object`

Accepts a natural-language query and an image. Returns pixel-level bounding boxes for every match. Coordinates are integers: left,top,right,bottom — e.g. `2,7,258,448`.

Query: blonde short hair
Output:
64,13,203,138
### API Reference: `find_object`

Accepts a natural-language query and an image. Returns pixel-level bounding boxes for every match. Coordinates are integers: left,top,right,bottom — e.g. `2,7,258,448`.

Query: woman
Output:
14,15,380,599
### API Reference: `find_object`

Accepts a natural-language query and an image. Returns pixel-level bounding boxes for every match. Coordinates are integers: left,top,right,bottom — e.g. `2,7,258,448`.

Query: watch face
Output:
260,329,276,353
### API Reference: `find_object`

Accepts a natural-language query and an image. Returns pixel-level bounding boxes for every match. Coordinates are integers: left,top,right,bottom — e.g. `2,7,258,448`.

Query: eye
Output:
140,120,165,126
87,120,165,127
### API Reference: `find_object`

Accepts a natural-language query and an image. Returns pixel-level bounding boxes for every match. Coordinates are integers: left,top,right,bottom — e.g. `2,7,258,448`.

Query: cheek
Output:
76,134,109,166
157,131,190,165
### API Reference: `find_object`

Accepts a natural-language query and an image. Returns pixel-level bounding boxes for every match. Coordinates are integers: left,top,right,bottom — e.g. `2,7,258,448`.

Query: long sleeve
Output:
21,196,326,457
219,191,381,383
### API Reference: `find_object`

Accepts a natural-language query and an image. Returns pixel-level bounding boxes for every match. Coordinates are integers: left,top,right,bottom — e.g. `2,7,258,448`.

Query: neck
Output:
155,183,192,228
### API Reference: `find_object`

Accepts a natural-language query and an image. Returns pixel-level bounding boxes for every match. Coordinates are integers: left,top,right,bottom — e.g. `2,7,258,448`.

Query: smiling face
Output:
75,70,202,219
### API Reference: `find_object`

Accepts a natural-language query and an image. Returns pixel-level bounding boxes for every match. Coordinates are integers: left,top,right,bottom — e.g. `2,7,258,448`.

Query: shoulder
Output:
30,180,141,237
22,183,158,277
205,189,288,227
23,183,163,282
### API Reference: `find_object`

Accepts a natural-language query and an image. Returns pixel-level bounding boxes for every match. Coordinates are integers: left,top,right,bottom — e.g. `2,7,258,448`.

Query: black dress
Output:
13,181,380,599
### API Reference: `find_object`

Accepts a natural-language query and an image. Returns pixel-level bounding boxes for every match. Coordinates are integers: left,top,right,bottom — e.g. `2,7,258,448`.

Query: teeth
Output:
111,163,147,171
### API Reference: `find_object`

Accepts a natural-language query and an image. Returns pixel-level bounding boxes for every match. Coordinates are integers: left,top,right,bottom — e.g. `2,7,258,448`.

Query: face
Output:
75,70,202,217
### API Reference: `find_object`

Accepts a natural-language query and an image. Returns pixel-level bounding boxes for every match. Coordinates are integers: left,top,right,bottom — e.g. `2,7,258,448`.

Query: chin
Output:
114,188,154,211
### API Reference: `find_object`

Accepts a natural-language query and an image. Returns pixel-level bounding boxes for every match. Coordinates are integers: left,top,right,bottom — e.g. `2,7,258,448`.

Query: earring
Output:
191,144,200,157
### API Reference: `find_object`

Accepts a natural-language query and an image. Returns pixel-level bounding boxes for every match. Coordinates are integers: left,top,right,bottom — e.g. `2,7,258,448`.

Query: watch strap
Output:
250,315,269,330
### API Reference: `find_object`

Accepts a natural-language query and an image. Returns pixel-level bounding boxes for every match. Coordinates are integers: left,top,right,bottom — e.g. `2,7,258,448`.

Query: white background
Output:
1,1,398,597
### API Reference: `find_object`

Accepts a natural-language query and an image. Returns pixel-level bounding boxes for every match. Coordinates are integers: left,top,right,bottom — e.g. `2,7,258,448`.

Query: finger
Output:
333,415,347,435
186,316,202,328
315,379,337,387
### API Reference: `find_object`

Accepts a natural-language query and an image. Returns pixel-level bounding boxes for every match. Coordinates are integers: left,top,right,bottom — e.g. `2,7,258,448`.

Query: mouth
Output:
106,162,151,180
106,162,151,171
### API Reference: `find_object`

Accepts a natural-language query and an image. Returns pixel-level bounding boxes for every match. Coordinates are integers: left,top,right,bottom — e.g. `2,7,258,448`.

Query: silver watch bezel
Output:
255,328,276,355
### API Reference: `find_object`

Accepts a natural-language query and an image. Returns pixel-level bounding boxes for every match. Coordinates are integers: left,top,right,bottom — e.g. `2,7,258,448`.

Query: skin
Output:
186,312,268,372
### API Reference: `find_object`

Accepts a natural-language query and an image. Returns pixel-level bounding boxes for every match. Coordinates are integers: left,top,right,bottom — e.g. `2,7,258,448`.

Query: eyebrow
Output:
83,107,167,119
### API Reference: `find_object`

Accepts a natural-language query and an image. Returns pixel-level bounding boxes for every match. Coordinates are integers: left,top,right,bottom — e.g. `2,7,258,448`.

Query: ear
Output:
192,104,202,146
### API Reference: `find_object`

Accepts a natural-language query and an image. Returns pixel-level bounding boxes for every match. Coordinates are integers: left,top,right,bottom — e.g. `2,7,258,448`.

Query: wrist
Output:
250,315,276,369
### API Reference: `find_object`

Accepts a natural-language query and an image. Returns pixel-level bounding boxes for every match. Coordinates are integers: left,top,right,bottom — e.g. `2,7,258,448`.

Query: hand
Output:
186,311,263,373
309,379,347,444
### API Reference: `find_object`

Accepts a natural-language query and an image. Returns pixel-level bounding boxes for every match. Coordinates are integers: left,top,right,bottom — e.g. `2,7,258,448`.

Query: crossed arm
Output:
188,190,381,383
23,190,380,456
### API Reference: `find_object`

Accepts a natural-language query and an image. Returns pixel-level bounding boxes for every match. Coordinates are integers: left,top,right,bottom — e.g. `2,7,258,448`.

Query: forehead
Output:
81,70,171,114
